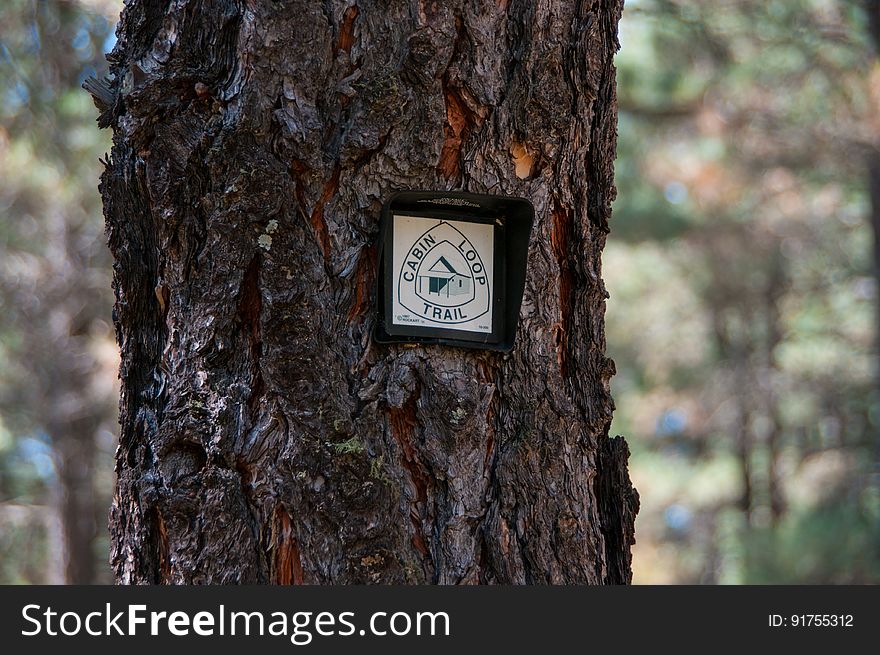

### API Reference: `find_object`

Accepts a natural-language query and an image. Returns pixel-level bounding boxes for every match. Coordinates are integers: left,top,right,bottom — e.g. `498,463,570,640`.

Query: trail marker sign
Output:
374,191,534,351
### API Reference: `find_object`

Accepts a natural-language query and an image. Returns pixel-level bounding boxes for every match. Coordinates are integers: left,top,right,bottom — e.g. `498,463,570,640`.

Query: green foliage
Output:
743,501,880,583
0,516,51,585
611,0,880,583
0,0,119,583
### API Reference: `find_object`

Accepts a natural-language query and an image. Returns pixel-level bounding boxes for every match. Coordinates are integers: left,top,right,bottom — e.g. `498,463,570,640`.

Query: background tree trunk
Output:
99,0,637,584
863,0,880,502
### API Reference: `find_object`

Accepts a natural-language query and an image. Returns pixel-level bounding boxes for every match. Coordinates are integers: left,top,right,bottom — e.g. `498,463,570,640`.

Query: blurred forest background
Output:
0,0,878,584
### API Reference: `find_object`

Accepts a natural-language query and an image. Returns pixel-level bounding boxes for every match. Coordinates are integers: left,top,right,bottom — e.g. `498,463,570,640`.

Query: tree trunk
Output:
52,415,98,584
99,0,637,585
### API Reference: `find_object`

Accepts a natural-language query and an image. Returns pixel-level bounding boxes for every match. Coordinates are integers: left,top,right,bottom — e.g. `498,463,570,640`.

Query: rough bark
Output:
98,0,637,584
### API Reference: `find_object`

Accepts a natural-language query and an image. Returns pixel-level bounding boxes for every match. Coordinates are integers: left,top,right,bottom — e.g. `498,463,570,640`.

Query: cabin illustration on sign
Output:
418,255,472,298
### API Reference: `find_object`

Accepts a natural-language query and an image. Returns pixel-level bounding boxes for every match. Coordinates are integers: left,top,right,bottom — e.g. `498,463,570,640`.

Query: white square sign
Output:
391,214,494,333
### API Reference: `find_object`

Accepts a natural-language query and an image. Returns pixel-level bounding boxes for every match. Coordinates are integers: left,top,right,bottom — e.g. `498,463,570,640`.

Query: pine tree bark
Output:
99,0,637,584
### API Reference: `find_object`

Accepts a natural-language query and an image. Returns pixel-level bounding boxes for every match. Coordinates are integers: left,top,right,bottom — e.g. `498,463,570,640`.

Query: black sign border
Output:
374,191,533,352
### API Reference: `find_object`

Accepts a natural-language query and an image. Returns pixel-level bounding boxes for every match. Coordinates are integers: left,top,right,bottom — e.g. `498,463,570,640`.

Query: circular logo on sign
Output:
397,221,491,325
